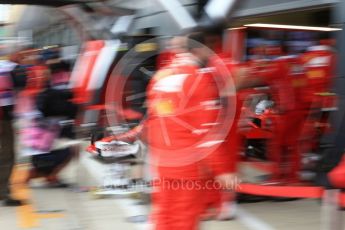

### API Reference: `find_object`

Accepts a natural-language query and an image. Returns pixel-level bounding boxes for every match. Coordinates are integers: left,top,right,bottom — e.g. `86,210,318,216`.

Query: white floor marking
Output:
237,207,276,230
114,196,276,230
113,198,152,230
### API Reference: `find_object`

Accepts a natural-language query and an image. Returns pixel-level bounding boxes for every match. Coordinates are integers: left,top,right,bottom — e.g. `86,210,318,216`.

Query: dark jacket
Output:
36,87,77,119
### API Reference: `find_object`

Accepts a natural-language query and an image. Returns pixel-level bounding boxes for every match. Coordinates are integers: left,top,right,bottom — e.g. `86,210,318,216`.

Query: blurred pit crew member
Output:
268,55,309,182
245,42,319,182
300,34,336,108
200,29,275,219
265,37,335,182
89,33,238,230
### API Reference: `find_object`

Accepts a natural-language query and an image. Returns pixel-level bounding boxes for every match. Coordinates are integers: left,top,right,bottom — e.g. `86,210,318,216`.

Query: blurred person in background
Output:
192,29,239,221
300,33,336,108
14,48,50,118
242,38,331,183
242,43,300,182
265,54,307,182
188,29,265,221
27,49,50,95
0,49,27,206
25,60,78,187
302,34,337,186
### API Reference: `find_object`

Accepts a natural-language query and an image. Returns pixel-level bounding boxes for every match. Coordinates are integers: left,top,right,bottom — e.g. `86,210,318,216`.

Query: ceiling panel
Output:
0,0,95,7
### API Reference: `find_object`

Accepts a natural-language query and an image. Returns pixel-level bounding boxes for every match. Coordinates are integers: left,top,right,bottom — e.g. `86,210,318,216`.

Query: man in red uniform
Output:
94,33,237,229
300,39,336,107
246,46,320,182
269,56,309,182
196,31,239,220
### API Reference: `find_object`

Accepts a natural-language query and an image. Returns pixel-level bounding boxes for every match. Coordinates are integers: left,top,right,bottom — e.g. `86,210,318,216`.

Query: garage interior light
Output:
244,23,342,32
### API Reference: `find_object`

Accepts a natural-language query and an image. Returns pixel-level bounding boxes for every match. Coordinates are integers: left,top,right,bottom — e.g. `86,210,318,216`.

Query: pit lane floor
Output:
1,151,344,230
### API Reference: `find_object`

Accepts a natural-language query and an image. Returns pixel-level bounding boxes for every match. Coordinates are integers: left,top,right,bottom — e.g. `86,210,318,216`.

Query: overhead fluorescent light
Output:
111,15,134,36
228,27,246,30
205,0,237,21
244,23,342,32
0,5,10,23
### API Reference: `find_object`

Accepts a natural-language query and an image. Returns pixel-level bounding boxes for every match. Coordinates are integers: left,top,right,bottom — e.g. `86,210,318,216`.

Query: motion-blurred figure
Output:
0,51,25,206
301,35,335,103
26,61,78,187
267,55,308,182
192,30,238,221
92,33,237,229
149,34,231,229
15,49,49,118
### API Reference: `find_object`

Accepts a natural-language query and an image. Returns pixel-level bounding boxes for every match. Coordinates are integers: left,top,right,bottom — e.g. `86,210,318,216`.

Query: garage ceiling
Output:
0,0,96,7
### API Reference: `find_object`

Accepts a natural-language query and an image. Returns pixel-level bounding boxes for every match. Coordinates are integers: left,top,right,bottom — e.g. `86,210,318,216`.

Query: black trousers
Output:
0,119,15,198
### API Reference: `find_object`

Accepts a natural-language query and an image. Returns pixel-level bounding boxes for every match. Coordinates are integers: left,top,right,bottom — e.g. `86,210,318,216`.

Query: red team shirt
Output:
145,60,234,179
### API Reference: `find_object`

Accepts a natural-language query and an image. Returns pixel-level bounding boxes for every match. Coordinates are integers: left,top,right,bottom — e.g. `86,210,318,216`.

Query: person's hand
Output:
86,144,97,154
215,173,240,190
